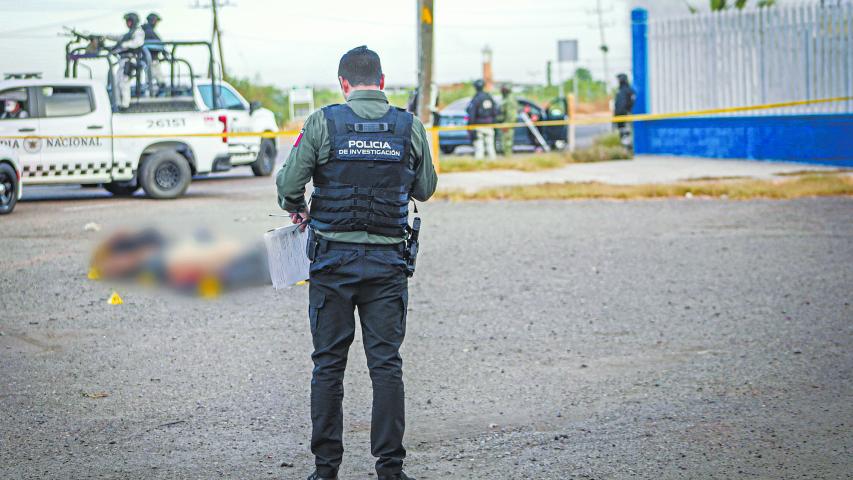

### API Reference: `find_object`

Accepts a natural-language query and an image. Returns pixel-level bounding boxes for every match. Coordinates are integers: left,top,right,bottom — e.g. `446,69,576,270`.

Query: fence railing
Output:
648,2,853,116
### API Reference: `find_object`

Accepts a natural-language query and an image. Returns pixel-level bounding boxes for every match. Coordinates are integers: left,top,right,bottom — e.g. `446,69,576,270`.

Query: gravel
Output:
2,178,851,479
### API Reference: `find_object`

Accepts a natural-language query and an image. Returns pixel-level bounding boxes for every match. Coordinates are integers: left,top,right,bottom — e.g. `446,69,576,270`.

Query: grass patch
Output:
439,133,633,173
774,168,853,176
439,151,572,173
434,173,853,201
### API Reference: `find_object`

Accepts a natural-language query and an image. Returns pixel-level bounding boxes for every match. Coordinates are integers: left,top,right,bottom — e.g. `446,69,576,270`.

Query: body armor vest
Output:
309,103,415,237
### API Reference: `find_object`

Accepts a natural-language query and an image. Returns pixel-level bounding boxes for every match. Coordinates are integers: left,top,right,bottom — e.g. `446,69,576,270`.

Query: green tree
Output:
224,73,289,125
687,0,775,13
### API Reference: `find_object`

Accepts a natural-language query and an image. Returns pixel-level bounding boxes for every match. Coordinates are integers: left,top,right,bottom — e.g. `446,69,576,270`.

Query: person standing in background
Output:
613,73,636,148
466,79,497,160
497,84,518,156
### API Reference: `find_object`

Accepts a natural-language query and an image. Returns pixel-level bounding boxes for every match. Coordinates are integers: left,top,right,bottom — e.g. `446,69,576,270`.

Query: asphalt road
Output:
2,173,851,479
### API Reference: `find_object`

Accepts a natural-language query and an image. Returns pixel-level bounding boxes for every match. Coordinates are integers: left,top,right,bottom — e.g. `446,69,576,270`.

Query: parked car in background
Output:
437,97,567,154
0,145,22,214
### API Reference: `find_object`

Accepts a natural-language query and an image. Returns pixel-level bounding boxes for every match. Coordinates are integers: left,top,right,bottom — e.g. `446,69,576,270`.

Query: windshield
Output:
197,84,244,110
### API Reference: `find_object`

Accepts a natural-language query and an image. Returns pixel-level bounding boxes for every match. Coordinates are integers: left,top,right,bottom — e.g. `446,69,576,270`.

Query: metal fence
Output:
648,2,853,116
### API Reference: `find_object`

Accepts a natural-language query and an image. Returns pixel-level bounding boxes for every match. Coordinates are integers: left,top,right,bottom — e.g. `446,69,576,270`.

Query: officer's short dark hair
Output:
338,46,383,86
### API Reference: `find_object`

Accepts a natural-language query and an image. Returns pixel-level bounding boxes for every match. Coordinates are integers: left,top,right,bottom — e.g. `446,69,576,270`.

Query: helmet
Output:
501,84,511,95
147,13,161,24
124,12,140,27
617,73,629,83
473,79,485,91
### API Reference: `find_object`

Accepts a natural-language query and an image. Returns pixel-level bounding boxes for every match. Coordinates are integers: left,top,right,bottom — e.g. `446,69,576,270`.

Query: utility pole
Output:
595,0,610,83
191,0,234,79
546,61,552,87
416,0,434,126
211,0,225,76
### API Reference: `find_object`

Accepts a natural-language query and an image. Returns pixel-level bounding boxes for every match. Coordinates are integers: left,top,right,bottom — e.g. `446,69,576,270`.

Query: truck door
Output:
0,87,40,182
35,85,113,184
217,84,256,149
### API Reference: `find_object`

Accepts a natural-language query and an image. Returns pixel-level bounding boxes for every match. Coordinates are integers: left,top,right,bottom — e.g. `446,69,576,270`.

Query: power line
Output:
0,3,154,37
190,0,236,77
594,0,611,82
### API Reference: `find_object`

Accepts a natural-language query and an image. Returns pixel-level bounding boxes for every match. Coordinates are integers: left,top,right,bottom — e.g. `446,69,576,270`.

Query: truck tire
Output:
251,139,276,176
103,181,139,196
138,150,191,199
440,145,456,154
0,163,17,215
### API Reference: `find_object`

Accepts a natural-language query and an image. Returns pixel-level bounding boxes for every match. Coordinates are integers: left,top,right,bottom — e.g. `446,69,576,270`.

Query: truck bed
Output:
120,97,198,113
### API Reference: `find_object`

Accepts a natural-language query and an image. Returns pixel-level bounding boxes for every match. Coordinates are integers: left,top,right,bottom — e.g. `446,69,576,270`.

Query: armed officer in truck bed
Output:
276,45,437,480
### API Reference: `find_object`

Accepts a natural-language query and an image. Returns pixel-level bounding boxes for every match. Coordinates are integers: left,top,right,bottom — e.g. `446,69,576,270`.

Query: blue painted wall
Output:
633,115,853,167
630,7,853,167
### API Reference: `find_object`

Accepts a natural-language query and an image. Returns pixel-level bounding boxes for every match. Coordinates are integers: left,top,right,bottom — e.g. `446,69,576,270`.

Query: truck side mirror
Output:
249,101,261,114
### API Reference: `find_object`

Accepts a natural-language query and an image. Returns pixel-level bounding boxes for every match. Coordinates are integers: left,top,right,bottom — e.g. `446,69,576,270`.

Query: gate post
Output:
631,8,650,153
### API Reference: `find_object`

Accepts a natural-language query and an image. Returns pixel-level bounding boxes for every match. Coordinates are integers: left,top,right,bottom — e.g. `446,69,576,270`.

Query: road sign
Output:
289,87,315,120
557,40,579,63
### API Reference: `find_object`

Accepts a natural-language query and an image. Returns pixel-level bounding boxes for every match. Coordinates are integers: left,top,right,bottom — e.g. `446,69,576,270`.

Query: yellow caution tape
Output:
428,96,853,131
0,96,848,140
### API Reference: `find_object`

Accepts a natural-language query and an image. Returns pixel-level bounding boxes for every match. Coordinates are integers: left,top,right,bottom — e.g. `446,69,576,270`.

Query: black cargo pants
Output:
308,239,408,478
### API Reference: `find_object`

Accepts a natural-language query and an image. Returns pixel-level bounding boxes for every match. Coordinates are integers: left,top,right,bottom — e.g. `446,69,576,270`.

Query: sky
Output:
0,0,799,90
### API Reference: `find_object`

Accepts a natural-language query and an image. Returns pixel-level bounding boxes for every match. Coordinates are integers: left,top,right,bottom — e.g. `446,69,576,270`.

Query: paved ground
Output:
2,171,851,479
438,155,842,192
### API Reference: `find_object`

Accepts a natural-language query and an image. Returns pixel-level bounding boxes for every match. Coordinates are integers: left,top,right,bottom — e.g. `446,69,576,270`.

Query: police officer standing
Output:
276,46,437,480
466,79,497,160
497,84,518,156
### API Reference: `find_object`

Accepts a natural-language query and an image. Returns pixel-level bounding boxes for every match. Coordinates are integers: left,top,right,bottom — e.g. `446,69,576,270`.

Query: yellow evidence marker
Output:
198,276,222,299
87,267,101,280
107,291,123,305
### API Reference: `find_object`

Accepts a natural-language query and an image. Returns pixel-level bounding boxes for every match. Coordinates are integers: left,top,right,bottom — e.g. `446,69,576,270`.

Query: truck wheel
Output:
440,145,456,154
0,163,17,215
103,181,139,196
138,150,191,199
251,139,276,176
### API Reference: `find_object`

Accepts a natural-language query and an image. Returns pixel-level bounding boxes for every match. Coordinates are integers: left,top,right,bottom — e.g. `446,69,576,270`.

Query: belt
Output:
320,239,404,252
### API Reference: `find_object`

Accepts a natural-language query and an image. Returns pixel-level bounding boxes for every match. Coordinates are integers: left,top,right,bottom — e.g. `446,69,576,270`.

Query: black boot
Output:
307,471,338,480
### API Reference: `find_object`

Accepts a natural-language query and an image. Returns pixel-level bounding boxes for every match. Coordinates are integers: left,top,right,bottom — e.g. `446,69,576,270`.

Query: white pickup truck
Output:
0,77,267,199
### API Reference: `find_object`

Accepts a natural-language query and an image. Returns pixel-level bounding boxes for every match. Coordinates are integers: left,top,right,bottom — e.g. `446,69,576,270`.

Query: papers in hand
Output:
264,223,310,289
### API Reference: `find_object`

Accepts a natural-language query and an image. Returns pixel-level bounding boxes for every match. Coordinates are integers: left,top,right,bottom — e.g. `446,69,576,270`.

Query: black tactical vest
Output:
309,104,415,237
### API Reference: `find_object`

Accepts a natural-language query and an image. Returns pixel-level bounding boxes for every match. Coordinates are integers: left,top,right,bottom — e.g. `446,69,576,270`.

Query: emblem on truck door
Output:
24,137,42,154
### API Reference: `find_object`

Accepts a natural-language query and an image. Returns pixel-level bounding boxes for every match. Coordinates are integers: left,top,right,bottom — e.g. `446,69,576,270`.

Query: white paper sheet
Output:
264,223,310,289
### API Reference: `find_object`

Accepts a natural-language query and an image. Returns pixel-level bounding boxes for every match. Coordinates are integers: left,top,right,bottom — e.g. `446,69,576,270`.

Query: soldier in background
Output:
142,13,167,94
465,79,497,160
142,13,162,42
106,13,145,108
497,84,518,156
